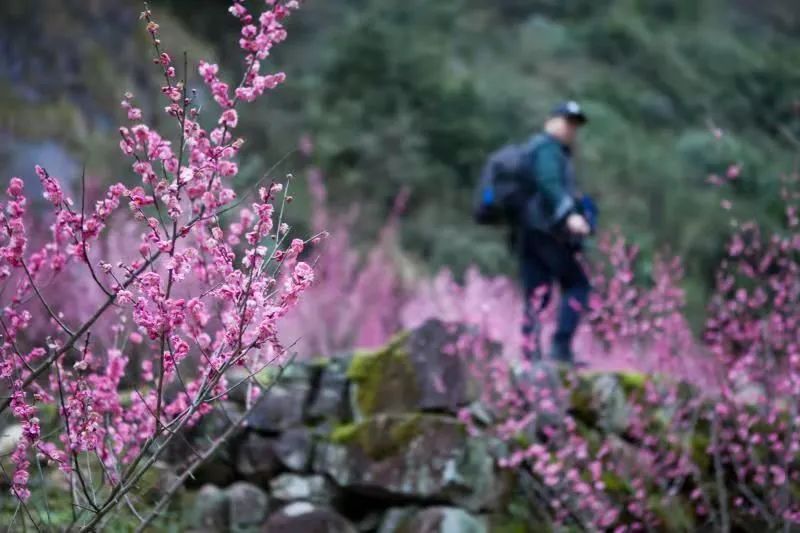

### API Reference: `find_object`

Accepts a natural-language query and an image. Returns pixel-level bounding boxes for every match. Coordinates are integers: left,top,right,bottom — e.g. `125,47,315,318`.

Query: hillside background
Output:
3,0,800,323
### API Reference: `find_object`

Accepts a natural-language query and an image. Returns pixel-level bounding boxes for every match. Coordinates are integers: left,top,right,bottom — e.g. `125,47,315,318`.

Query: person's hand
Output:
566,213,591,236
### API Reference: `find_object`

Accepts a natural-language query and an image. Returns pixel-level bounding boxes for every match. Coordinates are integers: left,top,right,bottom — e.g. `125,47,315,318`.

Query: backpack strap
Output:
517,133,552,194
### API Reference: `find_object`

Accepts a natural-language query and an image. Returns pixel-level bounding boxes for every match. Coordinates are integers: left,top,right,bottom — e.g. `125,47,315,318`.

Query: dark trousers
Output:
519,230,590,362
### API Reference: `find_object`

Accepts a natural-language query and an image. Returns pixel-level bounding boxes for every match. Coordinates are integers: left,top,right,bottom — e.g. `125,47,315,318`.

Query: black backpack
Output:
473,141,537,225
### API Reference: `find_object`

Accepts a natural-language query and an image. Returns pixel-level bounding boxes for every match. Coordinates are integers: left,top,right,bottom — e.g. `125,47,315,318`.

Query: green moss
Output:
253,365,278,387
327,414,431,461
690,433,711,472
330,422,360,444
574,419,602,451
601,470,631,495
347,330,410,381
347,331,419,417
489,519,535,533
617,371,647,396
648,495,695,532
389,413,423,444
569,381,598,427
512,432,533,449
492,495,554,533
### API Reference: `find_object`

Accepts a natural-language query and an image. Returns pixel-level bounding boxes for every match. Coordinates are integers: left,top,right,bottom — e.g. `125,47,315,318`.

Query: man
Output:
518,101,592,364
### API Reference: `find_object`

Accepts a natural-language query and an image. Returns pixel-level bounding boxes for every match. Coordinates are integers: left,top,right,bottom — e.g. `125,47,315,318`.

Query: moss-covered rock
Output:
347,331,419,418
568,371,650,432
328,414,423,462
315,413,498,512
347,320,481,419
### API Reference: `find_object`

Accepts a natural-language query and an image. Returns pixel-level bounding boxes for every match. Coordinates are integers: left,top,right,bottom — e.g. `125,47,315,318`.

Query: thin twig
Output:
0,252,162,416
711,414,731,533
0,461,43,532
79,165,113,297
133,366,288,532
20,261,73,336
54,362,99,513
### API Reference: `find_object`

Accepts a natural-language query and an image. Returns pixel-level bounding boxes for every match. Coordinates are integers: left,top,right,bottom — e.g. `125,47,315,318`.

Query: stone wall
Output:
170,318,793,532
176,320,517,533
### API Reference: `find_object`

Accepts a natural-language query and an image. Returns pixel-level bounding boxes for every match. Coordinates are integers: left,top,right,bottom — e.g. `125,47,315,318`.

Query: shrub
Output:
0,1,309,530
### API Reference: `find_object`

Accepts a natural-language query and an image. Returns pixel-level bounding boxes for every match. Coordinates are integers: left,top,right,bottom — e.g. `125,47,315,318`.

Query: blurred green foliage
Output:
11,0,800,324
174,0,796,324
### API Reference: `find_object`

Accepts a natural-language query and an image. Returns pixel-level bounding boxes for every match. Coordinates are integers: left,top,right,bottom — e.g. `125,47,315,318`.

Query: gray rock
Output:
225,366,252,405
236,427,313,485
192,484,229,532
275,362,314,383
307,357,352,421
262,502,357,533
355,511,384,532
377,508,418,533
591,374,630,433
347,320,481,420
270,474,334,505
0,424,22,457
274,428,313,472
237,432,283,486
406,320,481,413
245,382,310,434
314,414,498,512
393,507,487,533
176,402,243,486
227,482,269,532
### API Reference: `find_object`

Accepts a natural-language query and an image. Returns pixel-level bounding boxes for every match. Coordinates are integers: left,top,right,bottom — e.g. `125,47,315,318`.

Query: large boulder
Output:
262,502,357,533
346,320,480,419
314,414,498,511
382,506,487,533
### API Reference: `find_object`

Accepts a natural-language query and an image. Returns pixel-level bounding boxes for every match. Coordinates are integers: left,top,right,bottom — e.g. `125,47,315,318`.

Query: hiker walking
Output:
474,101,594,364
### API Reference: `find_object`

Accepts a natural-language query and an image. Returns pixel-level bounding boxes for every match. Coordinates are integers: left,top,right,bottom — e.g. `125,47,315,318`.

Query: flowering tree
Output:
276,163,409,358
452,177,800,529
0,1,311,530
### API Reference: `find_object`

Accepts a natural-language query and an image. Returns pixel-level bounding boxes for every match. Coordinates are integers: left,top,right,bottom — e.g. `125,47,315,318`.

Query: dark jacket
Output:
519,133,580,234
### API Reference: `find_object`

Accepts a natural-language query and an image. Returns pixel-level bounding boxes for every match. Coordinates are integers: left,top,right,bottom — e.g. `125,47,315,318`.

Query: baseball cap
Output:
551,100,588,124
